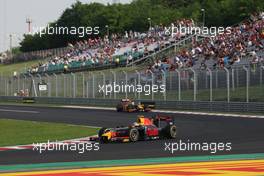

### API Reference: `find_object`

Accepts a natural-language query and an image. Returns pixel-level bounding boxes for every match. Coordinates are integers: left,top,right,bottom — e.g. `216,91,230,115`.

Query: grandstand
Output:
21,19,195,75
0,12,263,103
18,13,263,76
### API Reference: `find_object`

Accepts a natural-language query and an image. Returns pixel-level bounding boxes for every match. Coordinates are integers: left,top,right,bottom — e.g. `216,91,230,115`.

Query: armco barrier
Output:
0,96,263,113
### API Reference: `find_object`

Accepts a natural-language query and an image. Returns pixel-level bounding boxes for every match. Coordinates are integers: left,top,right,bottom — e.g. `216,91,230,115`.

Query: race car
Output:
116,99,155,112
98,115,177,143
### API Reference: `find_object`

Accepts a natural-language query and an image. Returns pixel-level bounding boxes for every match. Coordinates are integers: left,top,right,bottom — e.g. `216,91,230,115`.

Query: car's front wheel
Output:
129,128,139,142
168,125,177,139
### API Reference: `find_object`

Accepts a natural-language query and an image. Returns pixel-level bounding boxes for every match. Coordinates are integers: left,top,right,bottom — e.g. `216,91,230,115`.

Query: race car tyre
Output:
129,128,139,142
98,127,107,138
101,136,109,143
168,125,177,139
116,104,123,112
98,127,110,143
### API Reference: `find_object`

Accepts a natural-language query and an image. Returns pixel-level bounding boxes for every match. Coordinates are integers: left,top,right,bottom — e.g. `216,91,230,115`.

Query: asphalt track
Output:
0,105,264,165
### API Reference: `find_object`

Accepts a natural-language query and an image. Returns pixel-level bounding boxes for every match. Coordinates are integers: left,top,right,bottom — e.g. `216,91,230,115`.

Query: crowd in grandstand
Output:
26,12,264,75
146,12,264,75
27,19,194,74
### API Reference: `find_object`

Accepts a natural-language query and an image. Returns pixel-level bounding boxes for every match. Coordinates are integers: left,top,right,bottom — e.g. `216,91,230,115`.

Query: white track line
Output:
62,105,264,119
153,110,264,119
63,106,115,111
0,109,39,114
0,135,98,151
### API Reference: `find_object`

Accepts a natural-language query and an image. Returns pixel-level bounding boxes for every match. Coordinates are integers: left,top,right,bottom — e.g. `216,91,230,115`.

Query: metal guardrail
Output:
0,96,263,113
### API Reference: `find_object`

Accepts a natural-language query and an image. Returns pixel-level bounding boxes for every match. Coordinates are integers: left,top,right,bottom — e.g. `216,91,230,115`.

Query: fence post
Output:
22,74,26,91
86,80,89,98
175,69,181,101
243,66,249,103
161,70,166,101
37,74,42,97
223,67,230,102
63,74,66,97
82,73,85,98
190,68,197,101
135,70,141,100
91,73,95,99
71,73,76,98
0,73,4,96
17,74,20,93
215,70,218,89
169,70,172,90
122,71,128,99
45,74,51,97
260,66,264,86
5,77,8,96
207,68,213,102
99,72,106,99
29,74,37,97
53,73,58,97
110,71,116,99
231,68,235,91
148,70,154,101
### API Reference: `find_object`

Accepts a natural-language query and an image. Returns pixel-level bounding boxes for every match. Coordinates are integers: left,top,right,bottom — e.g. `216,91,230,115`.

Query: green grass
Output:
0,60,45,76
0,119,99,147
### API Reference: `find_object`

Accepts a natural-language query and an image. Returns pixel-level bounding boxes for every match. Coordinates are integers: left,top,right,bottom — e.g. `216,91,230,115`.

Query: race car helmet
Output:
137,116,145,125
137,116,153,125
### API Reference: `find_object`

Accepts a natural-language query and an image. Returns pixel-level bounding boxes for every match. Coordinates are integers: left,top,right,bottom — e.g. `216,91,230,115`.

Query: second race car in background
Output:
116,99,155,112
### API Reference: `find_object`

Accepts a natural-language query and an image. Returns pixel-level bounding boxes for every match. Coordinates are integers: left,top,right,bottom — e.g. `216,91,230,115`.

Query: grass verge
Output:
0,119,99,147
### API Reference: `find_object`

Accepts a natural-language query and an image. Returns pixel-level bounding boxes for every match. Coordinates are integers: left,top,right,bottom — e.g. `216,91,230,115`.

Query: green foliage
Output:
20,0,264,52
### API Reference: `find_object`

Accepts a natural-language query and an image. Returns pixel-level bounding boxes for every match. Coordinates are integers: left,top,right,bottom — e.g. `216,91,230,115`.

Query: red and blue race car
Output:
98,115,177,143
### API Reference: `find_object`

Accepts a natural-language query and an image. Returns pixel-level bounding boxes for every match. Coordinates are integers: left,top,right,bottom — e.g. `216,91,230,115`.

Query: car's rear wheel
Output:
116,104,123,112
129,128,139,142
168,125,177,139
101,136,109,143
98,127,106,138
98,127,109,143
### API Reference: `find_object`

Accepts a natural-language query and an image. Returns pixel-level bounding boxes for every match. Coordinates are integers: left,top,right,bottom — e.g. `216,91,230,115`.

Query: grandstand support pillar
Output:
207,68,213,102
161,70,166,101
243,66,250,103
37,74,42,97
135,70,141,100
231,68,235,91
110,71,117,99
175,69,181,101
223,68,230,103
99,72,106,99
190,68,197,101
46,74,51,97
71,73,76,98
122,71,128,99
53,73,58,97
